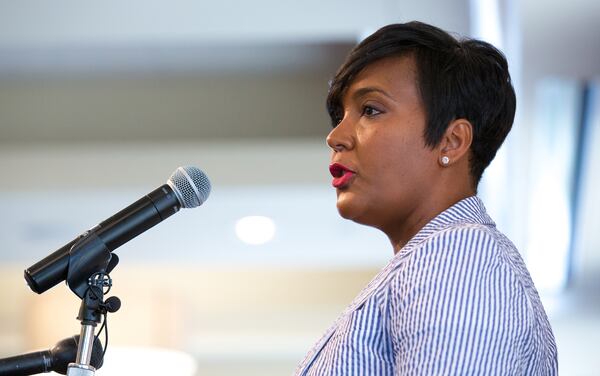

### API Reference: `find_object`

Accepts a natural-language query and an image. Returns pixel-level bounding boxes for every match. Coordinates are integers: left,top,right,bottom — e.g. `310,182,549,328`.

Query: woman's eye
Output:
362,106,382,117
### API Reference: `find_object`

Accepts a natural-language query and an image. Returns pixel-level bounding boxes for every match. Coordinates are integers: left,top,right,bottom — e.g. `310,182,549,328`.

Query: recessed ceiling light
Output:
235,215,276,245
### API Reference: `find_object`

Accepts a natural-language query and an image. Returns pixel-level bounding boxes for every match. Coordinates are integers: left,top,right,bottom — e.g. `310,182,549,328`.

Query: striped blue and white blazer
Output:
295,196,557,375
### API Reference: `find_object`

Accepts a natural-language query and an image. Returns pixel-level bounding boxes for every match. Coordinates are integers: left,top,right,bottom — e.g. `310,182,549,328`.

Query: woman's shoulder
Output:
385,222,538,307
409,221,503,262
390,222,522,289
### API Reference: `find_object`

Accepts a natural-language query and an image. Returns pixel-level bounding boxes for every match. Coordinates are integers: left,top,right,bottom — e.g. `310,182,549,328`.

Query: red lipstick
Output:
329,163,356,189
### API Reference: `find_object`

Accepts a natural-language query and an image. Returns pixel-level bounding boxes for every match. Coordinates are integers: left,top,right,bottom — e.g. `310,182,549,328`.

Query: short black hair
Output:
326,21,516,186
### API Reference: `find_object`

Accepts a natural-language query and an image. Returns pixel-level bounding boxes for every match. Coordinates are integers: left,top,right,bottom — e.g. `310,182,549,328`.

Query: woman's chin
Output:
336,194,365,222
336,205,354,220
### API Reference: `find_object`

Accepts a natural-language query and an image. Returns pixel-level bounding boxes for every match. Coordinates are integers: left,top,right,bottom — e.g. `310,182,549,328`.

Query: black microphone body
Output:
25,184,181,294
0,335,103,375
0,350,52,376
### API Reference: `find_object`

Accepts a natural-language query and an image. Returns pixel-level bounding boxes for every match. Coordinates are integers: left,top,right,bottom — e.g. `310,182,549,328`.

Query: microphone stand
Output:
66,276,108,376
64,233,121,376
0,233,117,376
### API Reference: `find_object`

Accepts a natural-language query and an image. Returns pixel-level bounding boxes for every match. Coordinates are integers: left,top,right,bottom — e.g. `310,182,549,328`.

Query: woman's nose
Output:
326,117,354,152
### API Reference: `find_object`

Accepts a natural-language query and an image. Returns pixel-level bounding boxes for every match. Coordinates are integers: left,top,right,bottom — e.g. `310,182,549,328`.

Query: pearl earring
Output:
441,156,450,165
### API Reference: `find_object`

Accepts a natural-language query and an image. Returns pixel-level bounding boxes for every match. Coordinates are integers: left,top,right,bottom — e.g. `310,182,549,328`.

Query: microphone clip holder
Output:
65,233,120,376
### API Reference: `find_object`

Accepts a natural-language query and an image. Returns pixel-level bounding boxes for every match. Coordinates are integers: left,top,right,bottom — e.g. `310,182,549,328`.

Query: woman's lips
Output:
329,163,356,189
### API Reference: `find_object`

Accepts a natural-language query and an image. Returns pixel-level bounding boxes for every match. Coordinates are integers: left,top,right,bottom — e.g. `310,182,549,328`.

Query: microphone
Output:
24,166,211,295
0,335,103,375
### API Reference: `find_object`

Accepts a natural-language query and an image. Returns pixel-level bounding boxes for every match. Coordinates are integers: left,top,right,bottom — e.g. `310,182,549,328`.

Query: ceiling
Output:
0,0,471,143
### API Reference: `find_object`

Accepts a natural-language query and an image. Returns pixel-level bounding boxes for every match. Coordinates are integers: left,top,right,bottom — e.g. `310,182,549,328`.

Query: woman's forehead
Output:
342,56,420,103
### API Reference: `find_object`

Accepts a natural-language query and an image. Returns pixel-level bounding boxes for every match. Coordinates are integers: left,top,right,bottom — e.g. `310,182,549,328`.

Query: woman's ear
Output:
437,118,473,167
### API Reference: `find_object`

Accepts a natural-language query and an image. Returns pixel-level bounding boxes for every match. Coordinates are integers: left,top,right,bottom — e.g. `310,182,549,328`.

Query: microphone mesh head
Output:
167,166,211,208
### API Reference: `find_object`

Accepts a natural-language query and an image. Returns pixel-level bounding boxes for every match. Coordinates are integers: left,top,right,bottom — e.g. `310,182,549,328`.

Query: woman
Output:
295,22,557,375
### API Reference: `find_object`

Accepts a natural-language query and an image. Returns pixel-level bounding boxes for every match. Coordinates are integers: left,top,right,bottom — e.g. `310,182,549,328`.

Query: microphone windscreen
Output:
90,336,104,370
167,166,211,208
52,335,104,375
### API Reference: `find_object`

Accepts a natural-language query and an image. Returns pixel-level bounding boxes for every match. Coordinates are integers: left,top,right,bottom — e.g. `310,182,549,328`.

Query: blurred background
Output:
0,0,599,375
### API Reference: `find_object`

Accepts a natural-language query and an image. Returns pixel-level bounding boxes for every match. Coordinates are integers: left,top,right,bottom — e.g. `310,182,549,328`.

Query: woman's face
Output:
326,55,440,233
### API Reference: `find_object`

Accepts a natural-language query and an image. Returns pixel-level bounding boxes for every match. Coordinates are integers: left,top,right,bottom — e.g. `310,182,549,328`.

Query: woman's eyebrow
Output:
351,86,396,102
